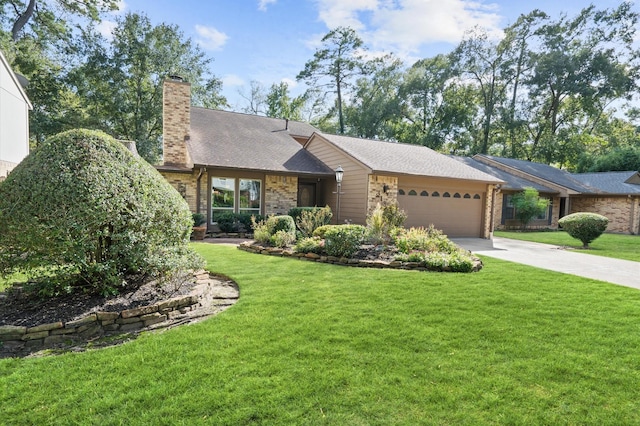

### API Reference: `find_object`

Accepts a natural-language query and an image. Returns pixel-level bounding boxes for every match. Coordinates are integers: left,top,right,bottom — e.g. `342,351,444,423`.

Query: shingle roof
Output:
452,156,557,193
316,133,503,183
571,171,640,195
476,155,595,192
187,108,333,175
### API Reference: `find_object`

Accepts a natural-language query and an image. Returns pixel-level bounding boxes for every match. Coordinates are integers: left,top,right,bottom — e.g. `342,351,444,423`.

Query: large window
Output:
503,194,551,223
211,177,262,222
212,177,235,222
239,179,261,216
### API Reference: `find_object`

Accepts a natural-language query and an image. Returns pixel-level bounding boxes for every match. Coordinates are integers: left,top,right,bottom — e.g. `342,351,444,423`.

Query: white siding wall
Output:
0,56,30,177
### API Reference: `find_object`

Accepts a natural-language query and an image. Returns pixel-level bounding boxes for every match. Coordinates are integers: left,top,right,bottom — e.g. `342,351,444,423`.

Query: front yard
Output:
2,243,640,424
495,230,640,262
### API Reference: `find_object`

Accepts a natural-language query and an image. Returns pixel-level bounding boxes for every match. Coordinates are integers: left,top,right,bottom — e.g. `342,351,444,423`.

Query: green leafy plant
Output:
294,236,325,254
324,225,367,258
192,213,206,227
313,225,335,239
294,206,333,238
251,216,271,244
366,202,407,245
0,129,203,296
511,187,549,229
558,212,609,248
270,230,296,248
394,226,458,254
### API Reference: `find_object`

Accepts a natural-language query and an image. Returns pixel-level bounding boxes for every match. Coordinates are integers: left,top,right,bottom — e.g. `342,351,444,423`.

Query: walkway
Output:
454,237,640,290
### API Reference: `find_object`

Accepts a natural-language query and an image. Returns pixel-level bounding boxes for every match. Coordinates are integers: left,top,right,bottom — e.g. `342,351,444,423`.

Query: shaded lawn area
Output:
495,230,640,262
2,244,640,424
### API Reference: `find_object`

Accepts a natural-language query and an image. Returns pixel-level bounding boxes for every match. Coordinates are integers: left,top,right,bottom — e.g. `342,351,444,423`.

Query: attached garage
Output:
397,176,486,237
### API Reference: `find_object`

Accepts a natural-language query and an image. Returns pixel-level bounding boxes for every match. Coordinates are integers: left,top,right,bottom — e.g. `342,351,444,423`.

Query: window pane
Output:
239,179,261,212
212,177,235,223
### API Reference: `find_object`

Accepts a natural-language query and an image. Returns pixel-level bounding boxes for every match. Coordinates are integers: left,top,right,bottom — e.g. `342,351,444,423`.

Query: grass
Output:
495,230,640,262
2,244,640,424
0,271,27,292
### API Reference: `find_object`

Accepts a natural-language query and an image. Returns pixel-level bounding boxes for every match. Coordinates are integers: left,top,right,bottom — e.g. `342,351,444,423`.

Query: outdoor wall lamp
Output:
383,184,389,194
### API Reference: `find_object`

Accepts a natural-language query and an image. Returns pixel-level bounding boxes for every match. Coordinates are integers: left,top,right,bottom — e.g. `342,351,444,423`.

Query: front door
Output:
298,183,316,207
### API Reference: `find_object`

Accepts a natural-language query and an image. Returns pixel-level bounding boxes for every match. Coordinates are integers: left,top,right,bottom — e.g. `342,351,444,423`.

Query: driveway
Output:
454,237,640,290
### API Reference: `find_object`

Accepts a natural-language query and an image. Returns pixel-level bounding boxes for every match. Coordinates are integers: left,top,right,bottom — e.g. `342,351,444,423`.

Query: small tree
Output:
558,212,609,248
0,129,203,296
511,187,549,229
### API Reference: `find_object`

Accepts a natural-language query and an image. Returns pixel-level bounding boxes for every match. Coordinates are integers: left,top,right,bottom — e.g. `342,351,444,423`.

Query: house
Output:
0,50,32,180
463,155,640,234
158,77,503,238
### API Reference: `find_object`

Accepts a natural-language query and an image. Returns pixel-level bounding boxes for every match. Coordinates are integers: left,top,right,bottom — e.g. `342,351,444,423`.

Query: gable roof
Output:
475,154,595,193
0,49,32,110
452,156,557,193
187,108,333,175
570,171,640,195
312,133,503,183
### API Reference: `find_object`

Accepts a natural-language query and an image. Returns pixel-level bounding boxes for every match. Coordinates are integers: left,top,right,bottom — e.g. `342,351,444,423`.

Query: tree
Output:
511,187,549,229
0,129,203,295
265,81,306,121
559,212,609,248
70,12,227,162
238,80,266,115
297,26,366,134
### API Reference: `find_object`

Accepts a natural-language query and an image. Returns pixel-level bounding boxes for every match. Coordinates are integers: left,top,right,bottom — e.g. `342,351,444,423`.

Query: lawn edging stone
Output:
238,242,483,272
0,271,239,358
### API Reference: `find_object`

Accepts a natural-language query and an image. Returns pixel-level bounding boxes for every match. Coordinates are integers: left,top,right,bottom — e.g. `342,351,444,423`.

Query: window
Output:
502,194,551,224
408,190,417,196
453,193,461,198
239,179,261,216
432,191,440,197
473,194,481,199
463,193,471,199
398,189,406,195
443,192,451,198
420,191,429,196
211,177,262,222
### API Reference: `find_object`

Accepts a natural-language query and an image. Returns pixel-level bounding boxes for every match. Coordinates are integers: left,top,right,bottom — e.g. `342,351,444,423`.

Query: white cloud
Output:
280,78,298,88
258,0,277,11
314,0,502,58
195,25,229,51
223,74,245,87
96,20,117,39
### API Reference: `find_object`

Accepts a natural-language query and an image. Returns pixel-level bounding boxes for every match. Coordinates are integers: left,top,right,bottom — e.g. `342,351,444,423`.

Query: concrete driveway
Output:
454,237,640,290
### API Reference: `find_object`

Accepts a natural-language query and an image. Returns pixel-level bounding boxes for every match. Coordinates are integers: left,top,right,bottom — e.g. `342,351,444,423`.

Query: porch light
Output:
335,166,344,184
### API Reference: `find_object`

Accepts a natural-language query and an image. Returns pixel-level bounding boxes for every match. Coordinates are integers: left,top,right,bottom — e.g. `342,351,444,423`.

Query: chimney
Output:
162,76,191,166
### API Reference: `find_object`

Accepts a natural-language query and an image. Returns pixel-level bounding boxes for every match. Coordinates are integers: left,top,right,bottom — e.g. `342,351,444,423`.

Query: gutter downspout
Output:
196,166,206,215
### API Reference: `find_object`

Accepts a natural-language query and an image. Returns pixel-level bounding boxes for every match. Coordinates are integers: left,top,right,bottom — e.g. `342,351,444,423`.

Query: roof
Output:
314,133,503,183
187,108,334,176
452,156,557,193
570,171,640,195
475,154,595,193
0,49,33,110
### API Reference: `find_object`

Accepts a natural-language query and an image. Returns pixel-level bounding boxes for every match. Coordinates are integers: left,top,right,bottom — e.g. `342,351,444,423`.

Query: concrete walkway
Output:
454,237,640,290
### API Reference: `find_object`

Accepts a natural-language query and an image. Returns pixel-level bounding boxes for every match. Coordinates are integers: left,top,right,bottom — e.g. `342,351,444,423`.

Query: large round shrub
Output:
558,212,609,248
0,129,203,295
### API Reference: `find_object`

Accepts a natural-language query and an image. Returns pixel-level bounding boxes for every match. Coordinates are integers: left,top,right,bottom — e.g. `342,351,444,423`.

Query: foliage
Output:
291,206,333,238
251,216,271,244
312,225,334,239
266,215,296,236
68,12,226,163
265,81,307,121
558,212,609,248
511,187,550,229
423,250,475,272
215,212,258,233
293,236,325,254
578,146,640,172
192,213,206,227
0,129,203,296
323,224,367,258
365,202,406,245
394,226,458,254
270,230,296,248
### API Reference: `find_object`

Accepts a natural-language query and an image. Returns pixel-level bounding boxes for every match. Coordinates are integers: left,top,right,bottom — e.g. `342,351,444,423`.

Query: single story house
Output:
158,77,503,238
0,49,32,180
463,154,640,234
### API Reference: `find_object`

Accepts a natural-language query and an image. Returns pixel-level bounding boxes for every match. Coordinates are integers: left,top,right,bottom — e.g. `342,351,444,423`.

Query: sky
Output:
103,0,634,110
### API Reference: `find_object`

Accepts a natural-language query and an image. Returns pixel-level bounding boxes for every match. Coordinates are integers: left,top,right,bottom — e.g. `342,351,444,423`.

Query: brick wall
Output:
367,175,398,212
162,78,191,167
265,175,298,215
0,159,17,179
159,171,198,212
571,196,639,234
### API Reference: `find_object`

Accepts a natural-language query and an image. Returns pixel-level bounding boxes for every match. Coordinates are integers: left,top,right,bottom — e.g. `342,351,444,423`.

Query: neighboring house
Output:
0,50,32,180
467,155,640,234
158,77,503,238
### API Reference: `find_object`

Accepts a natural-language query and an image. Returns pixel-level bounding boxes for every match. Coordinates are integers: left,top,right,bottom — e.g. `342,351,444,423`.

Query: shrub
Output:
294,206,333,238
267,215,296,236
313,225,335,239
192,213,206,227
0,129,203,296
512,187,549,229
366,202,407,245
215,212,259,233
270,230,296,248
324,225,367,258
294,236,325,254
382,202,407,229
394,226,457,254
559,212,609,248
251,216,271,244
423,250,474,272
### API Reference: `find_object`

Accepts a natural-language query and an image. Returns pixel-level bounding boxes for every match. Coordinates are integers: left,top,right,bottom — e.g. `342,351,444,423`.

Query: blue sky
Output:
104,0,633,109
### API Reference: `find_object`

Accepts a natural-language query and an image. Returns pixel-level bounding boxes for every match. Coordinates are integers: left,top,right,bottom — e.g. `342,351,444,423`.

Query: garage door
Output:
397,188,484,237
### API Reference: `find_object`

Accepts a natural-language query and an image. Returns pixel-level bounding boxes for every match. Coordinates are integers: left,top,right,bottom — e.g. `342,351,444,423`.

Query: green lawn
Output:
2,244,640,424
495,230,640,262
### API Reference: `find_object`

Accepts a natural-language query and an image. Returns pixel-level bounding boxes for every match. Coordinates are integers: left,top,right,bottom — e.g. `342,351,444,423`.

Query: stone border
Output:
0,271,239,357
238,242,483,272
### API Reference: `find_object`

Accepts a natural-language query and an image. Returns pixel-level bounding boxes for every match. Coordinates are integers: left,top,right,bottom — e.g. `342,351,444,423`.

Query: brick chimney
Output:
162,76,192,167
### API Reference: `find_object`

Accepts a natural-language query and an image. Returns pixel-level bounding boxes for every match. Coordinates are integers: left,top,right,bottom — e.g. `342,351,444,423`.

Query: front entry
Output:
298,183,317,207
